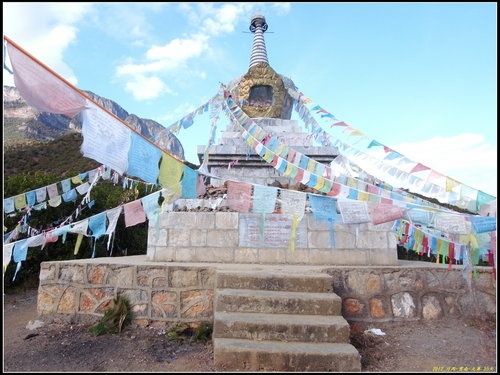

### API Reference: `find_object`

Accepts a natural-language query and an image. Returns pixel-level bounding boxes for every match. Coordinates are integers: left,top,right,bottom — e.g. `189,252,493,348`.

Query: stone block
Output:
458,290,496,319
444,295,461,316
57,287,77,313
207,230,238,247
154,247,176,262
131,304,148,318
169,269,199,287
148,228,168,247
168,228,191,246
345,271,382,296
152,304,177,319
472,271,495,292
175,247,196,262
258,248,286,264
106,266,135,288
391,292,416,318
425,270,442,288
356,231,388,249
359,222,394,232
199,269,216,287
422,294,443,319
397,270,415,288
38,287,59,314
189,229,207,246
146,245,155,261
307,231,331,248
284,248,309,264
307,249,338,265
152,277,168,287
166,212,198,228
216,212,239,229
387,232,398,248
181,290,214,318
307,216,329,231
332,231,356,249
196,213,215,229
152,290,177,304
119,289,148,305
87,265,108,284
39,264,56,282
383,271,401,292
95,299,114,313
343,298,365,316
195,247,233,262
79,288,114,312
369,297,386,318
234,248,259,263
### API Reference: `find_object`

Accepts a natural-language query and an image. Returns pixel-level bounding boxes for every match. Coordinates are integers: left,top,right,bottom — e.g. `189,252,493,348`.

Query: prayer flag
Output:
14,194,27,210
252,185,277,213
61,178,71,193
35,187,47,203
26,190,36,206
409,163,430,174
6,41,86,117
158,152,184,194
81,100,131,175
127,132,162,184
227,181,252,213
281,189,307,219
123,200,147,228
181,166,198,198
368,203,404,225
338,199,371,224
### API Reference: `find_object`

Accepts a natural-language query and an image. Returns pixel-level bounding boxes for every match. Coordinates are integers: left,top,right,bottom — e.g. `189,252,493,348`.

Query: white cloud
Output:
391,133,497,196
124,75,175,101
3,2,92,86
116,3,254,101
155,102,198,124
272,3,291,16
146,34,209,61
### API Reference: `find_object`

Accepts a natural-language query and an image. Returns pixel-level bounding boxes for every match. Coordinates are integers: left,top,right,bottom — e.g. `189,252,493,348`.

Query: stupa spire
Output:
249,12,269,68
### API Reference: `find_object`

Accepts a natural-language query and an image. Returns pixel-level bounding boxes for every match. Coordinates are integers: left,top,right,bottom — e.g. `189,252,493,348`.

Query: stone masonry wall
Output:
37,261,215,328
326,265,496,323
38,260,495,326
148,212,398,266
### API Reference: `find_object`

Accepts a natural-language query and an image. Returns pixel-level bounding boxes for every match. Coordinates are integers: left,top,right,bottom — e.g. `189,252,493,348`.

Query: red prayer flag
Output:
410,163,430,174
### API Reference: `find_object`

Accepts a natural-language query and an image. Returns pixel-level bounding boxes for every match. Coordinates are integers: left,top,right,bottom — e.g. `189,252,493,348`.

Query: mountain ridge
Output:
3,85,185,159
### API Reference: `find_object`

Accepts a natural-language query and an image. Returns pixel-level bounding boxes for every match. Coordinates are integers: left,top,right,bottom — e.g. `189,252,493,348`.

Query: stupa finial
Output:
249,12,269,68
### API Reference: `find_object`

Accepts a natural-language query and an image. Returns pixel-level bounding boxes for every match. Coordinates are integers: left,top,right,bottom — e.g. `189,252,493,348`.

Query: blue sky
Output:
3,2,497,196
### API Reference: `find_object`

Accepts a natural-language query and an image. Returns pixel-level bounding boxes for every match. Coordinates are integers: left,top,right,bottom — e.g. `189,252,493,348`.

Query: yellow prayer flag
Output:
445,177,460,192
358,192,370,201
158,152,184,194
312,177,325,191
14,194,27,210
348,130,365,136
71,175,83,185
74,234,84,255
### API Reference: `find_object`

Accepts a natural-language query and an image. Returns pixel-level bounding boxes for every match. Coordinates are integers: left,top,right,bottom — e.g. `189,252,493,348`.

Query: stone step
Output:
214,311,350,343
216,270,333,293
213,338,361,372
215,288,341,315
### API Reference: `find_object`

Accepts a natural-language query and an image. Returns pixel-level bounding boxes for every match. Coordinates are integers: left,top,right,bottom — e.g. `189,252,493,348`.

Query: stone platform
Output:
147,211,398,266
37,256,496,326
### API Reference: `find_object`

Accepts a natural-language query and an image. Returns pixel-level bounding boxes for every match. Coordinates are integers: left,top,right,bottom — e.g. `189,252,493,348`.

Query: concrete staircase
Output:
213,270,361,372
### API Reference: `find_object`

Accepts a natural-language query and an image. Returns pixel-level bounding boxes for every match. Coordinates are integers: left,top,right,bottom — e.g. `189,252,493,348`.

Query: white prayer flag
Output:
81,100,131,174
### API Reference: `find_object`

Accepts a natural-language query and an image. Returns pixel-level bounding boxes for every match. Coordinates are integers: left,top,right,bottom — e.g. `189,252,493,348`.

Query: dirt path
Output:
3,288,497,372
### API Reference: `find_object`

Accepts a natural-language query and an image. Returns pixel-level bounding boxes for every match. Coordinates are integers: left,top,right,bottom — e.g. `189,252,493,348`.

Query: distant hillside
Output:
3,85,185,159
4,132,102,178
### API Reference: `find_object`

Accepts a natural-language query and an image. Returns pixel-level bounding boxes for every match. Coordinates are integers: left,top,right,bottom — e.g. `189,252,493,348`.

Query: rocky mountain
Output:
3,85,185,159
